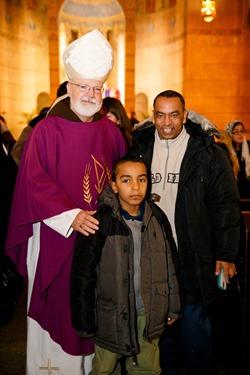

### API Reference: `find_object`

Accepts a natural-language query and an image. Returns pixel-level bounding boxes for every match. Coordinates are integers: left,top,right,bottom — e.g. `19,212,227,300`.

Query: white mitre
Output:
62,29,113,83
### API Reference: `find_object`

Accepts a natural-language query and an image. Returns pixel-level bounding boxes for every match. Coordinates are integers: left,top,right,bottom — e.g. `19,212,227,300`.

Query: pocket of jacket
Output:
152,282,169,328
96,301,118,341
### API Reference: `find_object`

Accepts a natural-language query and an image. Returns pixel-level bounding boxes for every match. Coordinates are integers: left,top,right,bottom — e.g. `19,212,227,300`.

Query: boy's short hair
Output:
111,156,147,182
112,156,152,197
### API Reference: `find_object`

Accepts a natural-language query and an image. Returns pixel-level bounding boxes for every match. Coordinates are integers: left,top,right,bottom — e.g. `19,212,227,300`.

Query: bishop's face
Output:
67,78,103,121
153,96,188,140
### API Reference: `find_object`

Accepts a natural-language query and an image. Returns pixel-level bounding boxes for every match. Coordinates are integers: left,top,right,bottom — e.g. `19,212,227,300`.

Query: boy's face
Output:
111,162,148,215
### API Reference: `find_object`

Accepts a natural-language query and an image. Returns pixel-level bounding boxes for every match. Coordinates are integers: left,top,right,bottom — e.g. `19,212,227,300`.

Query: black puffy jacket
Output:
70,185,182,356
127,119,240,304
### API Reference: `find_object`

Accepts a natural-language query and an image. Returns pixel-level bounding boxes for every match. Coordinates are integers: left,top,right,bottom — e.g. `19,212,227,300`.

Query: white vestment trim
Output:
44,208,81,237
26,212,93,375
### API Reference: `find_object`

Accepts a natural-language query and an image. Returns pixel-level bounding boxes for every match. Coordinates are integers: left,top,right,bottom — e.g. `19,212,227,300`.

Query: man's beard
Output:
71,97,102,117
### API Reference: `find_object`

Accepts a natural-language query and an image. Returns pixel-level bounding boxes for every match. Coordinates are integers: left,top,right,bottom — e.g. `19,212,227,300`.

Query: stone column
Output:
119,1,136,114
47,0,64,102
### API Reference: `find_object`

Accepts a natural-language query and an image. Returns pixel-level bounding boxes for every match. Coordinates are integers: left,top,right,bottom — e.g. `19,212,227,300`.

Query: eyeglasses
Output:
69,82,104,95
232,130,246,135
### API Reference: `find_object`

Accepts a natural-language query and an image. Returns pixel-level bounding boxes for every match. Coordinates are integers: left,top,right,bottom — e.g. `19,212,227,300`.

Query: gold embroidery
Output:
91,154,111,194
39,358,59,374
83,163,92,206
103,157,112,183
82,155,112,206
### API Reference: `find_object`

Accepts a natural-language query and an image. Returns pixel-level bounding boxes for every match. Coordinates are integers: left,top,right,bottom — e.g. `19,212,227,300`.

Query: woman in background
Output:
220,120,250,198
0,115,16,153
101,97,132,147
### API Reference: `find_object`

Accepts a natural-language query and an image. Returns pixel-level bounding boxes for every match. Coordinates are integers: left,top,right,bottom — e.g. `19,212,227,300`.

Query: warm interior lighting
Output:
201,0,216,23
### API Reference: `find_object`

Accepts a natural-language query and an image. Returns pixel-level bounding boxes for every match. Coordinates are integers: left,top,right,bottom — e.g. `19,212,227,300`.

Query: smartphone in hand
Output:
218,268,227,290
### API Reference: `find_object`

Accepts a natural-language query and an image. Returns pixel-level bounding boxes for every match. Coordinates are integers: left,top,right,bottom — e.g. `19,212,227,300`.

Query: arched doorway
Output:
135,92,149,122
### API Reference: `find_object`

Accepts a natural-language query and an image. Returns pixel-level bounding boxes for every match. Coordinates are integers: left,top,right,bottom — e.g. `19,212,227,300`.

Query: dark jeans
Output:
160,304,215,375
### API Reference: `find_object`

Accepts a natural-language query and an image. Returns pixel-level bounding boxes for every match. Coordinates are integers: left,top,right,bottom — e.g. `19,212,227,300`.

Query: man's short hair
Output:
153,90,185,110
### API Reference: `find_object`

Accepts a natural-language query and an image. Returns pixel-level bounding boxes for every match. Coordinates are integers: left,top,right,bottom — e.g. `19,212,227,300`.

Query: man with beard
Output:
5,30,127,375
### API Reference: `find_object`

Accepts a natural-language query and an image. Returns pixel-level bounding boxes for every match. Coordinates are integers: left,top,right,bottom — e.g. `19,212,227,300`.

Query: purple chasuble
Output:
6,114,126,355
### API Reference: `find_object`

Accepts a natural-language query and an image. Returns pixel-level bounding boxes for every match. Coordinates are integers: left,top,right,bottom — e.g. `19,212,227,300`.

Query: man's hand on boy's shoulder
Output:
71,210,99,236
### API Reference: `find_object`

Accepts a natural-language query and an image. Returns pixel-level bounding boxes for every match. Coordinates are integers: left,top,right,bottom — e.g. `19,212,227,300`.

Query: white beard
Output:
71,97,102,117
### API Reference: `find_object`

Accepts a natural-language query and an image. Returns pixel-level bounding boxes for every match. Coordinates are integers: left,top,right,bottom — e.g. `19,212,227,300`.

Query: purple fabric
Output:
6,115,126,355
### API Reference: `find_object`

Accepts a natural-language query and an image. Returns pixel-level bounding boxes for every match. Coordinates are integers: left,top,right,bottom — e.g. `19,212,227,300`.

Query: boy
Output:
70,156,182,374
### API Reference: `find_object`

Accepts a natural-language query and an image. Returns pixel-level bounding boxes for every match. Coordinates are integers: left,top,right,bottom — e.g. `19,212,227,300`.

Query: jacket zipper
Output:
163,140,169,190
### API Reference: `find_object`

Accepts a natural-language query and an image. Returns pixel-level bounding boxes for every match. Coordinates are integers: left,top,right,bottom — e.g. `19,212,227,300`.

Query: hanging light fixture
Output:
201,0,216,23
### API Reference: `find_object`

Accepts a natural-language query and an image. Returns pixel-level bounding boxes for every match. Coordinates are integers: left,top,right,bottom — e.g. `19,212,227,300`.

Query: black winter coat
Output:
126,120,240,304
70,185,182,356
